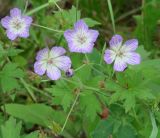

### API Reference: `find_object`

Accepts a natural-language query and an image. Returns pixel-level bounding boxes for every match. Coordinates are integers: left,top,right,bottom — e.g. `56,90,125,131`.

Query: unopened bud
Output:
65,69,74,77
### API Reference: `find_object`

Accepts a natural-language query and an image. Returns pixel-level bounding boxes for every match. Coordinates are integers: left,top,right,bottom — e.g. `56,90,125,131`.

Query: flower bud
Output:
65,69,74,77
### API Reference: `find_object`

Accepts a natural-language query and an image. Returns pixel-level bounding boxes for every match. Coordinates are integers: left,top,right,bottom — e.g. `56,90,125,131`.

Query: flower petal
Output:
36,48,49,61
1,16,11,29
114,57,127,72
74,20,88,31
123,39,138,52
46,65,61,80
54,56,71,71
23,16,33,26
125,52,141,65
109,34,123,49
50,47,66,58
10,8,21,17
19,29,29,38
34,61,47,75
104,49,116,64
64,30,75,43
88,29,99,43
67,41,94,53
6,30,17,41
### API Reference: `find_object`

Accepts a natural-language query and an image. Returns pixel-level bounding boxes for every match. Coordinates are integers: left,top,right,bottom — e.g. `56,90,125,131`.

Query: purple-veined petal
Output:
34,61,47,75
88,29,99,43
74,20,88,31
123,39,138,52
23,16,33,26
36,48,49,61
109,34,123,49
104,49,116,64
19,29,29,38
125,52,141,65
6,30,17,41
114,57,127,72
10,8,21,17
54,56,71,71
46,65,61,80
64,30,75,43
50,47,66,58
1,16,11,29
68,41,94,53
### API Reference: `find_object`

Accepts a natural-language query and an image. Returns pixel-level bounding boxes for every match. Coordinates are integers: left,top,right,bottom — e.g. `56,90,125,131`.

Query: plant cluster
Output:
0,0,160,138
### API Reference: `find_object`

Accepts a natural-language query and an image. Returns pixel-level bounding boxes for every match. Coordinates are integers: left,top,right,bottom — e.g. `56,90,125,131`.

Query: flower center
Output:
12,19,23,30
117,51,124,57
77,35,87,44
47,59,53,65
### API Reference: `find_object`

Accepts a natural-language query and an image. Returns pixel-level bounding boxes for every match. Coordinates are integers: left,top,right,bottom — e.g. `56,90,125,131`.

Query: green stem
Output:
115,6,142,23
149,110,158,138
84,85,109,97
61,92,80,133
54,1,63,11
107,0,116,34
76,0,79,21
91,66,109,78
26,3,49,15
61,77,78,86
29,85,52,99
74,64,86,72
62,78,109,97
20,78,37,102
111,69,115,78
85,54,89,63
32,23,64,33
23,0,29,14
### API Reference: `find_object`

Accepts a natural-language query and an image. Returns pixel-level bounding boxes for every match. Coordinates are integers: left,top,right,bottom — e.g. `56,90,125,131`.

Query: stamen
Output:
77,35,87,44
47,59,53,64
11,18,23,30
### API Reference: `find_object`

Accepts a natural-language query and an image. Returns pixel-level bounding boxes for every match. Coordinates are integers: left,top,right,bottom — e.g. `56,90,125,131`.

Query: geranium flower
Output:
104,34,141,71
34,47,71,80
64,20,99,53
1,8,32,40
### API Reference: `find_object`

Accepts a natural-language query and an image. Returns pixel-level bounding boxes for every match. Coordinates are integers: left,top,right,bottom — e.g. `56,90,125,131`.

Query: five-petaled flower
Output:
64,20,99,53
104,34,141,72
1,8,33,40
34,47,71,80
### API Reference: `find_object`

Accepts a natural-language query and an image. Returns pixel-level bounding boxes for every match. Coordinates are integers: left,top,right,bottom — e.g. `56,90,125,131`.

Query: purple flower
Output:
104,34,141,72
64,20,99,53
65,68,74,77
34,47,71,80
1,8,32,40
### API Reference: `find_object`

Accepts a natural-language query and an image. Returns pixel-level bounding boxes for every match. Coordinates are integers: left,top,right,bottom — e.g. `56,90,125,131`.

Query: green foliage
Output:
0,63,24,92
48,86,74,111
0,0,160,138
4,104,56,127
0,117,38,138
92,117,137,138
80,91,101,121
1,117,21,138
135,0,160,50
92,119,113,138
